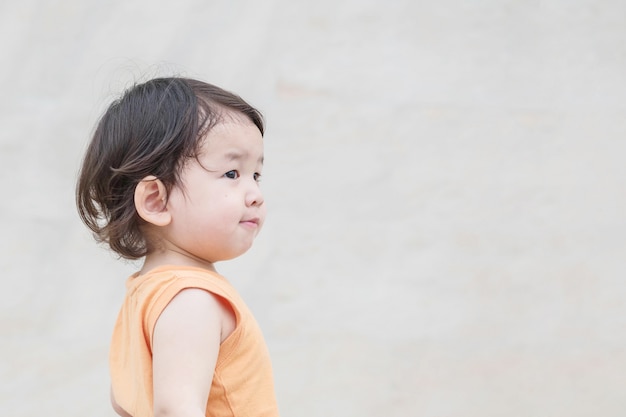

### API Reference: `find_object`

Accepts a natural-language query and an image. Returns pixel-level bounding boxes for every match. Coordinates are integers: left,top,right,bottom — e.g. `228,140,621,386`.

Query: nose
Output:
245,181,264,207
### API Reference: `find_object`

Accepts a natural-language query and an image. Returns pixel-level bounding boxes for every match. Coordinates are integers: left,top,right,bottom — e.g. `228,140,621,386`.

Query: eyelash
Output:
224,170,262,182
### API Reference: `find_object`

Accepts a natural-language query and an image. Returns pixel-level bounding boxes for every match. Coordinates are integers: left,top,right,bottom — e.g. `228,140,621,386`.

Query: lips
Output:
240,217,260,227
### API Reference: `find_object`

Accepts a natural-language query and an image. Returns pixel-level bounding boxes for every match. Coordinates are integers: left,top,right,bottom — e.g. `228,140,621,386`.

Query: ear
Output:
134,176,172,227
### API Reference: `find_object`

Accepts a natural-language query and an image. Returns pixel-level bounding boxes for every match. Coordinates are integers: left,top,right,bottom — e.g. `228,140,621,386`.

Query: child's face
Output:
162,117,266,264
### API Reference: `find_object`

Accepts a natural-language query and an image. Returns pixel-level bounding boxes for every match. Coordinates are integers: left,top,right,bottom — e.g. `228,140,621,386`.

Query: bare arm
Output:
151,288,227,417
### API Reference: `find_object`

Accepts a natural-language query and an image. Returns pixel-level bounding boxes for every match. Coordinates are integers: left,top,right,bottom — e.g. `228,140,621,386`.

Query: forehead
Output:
199,118,264,160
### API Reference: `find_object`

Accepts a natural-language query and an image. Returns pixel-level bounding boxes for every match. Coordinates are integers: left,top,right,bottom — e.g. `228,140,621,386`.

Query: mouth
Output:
240,218,260,228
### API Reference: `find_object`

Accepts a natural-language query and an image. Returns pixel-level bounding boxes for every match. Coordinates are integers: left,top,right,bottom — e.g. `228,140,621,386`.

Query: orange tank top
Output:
109,265,279,417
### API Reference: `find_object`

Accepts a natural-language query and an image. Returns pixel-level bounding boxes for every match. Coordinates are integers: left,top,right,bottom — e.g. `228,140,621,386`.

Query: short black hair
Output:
76,77,264,259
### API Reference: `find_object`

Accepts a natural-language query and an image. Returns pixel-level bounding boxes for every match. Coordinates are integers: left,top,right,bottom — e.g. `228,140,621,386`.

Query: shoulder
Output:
156,288,228,331
154,287,236,346
132,267,234,311
131,268,236,344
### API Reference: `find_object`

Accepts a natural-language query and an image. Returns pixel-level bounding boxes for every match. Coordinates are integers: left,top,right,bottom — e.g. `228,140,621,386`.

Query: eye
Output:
224,170,239,179
254,172,262,182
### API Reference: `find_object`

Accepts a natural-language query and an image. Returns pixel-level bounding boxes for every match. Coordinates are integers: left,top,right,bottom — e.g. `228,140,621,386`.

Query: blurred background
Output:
1,1,625,416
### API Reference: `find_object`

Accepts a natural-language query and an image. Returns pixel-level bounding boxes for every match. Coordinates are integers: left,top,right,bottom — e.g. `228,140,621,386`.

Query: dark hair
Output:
76,77,264,259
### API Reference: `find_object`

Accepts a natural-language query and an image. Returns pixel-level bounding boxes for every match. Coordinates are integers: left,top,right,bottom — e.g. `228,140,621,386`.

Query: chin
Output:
216,246,253,262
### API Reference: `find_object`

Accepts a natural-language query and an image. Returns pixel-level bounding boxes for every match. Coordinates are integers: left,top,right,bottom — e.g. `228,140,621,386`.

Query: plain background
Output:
1,1,625,416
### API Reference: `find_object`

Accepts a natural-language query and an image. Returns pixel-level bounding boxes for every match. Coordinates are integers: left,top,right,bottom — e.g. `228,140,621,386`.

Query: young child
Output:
76,77,279,417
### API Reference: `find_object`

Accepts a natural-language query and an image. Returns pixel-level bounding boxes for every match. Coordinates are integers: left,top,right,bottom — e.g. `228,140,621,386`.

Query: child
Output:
76,77,280,417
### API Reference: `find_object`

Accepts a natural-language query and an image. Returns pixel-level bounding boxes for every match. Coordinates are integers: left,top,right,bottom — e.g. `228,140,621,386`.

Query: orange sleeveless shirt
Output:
109,265,279,417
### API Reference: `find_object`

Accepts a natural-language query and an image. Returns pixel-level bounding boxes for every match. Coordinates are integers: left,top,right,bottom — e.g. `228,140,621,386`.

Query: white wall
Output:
1,1,625,416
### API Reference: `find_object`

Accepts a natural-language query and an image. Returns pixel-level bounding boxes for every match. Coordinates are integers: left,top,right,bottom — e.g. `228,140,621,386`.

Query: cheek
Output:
213,198,242,224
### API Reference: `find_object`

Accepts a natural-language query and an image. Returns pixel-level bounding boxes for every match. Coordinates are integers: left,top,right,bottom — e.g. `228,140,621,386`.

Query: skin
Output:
113,115,265,417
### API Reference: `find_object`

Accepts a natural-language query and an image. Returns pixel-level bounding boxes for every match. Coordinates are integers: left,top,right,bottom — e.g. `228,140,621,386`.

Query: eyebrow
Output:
224,150,264,164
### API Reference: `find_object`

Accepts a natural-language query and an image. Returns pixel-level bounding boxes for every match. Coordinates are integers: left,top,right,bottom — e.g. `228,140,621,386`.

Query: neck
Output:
139,250,217,276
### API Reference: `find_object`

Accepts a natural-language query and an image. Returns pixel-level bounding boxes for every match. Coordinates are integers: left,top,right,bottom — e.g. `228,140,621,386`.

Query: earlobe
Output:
134,176,172,227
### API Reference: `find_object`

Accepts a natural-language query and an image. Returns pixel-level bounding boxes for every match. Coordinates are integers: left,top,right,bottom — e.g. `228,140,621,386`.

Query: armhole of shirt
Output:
144,276,243,354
